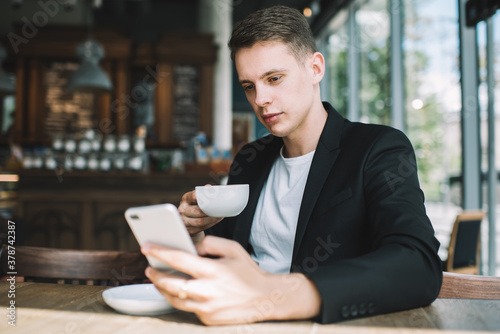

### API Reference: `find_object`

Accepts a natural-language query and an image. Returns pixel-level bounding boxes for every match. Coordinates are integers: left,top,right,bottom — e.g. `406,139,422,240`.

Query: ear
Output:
310,52,325,85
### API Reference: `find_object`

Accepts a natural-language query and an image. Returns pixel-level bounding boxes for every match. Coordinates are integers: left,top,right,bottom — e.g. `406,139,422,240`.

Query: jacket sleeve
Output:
307,129,443,323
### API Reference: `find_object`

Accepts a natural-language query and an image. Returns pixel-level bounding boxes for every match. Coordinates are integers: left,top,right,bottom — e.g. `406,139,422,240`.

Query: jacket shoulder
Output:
342,121,414,151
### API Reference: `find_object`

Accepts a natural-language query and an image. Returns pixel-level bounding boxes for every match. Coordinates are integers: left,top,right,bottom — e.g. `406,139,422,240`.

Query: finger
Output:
143,244,217,279
178,206,205,221
146,267,187,298
196,235,245,259
180,190,197,205
186,217,223,235
179,193,206,219
163,292,211,314
146,267,208,302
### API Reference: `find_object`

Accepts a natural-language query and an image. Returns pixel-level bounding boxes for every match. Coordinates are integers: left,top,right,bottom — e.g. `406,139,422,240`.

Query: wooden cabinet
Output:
8,27,216,147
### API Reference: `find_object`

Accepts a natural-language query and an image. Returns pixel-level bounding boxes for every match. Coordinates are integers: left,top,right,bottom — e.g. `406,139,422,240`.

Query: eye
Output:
269,76,282,84
243,84,254,91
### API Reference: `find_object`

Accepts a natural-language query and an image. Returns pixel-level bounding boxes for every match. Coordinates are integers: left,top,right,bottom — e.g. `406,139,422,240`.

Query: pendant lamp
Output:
66,39,113,93
0,45,15,94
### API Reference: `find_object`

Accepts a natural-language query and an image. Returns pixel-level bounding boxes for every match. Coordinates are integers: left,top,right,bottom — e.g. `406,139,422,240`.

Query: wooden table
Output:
0,282,499,333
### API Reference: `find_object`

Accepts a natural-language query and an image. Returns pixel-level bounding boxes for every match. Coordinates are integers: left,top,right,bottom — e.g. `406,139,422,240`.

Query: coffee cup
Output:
195,184,249,217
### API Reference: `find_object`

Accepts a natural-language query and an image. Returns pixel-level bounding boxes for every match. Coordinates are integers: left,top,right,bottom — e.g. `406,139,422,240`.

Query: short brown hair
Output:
228,5,317,62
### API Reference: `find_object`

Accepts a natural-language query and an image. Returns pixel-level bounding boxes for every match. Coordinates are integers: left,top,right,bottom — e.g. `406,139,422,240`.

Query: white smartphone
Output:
124,203,197,275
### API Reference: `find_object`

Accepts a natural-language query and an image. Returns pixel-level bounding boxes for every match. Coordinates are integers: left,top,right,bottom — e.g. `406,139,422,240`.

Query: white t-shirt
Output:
249,146,315,274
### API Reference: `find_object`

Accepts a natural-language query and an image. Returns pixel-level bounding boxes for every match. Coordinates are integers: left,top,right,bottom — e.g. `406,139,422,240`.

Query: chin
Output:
261,119,291,137
267,127,289,138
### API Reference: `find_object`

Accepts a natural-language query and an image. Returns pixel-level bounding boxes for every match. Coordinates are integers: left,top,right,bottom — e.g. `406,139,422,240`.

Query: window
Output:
404,0,461,202
322,0,461,202
357,0,391,125
323,10,349,117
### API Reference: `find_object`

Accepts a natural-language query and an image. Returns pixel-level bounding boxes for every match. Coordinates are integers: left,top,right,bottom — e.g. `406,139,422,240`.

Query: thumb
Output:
196,235,244,259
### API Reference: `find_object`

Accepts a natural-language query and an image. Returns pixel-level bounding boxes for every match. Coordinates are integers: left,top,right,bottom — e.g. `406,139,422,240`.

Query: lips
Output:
262,113,281,124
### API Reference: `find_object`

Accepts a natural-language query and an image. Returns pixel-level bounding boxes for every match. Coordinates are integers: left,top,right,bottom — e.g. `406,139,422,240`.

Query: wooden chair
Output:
0,245,149,286
438,271,500,299
442,211,484,275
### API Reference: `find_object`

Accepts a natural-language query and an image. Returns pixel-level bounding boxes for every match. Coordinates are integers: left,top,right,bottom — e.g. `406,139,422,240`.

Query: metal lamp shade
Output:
66,39,113,93
66,61,113,93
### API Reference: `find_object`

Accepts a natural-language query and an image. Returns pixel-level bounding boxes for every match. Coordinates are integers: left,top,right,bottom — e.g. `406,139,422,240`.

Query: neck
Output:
282,100,327,158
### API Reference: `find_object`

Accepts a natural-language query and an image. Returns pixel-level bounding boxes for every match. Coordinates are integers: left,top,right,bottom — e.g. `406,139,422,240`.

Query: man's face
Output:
235,41,317,139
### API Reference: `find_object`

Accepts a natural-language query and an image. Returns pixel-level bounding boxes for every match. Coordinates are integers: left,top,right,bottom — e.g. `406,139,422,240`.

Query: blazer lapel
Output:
292,104,344,260
232,136,283,250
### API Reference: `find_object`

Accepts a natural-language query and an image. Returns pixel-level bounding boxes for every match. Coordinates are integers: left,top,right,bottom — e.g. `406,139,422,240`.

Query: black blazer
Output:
207,102,443,323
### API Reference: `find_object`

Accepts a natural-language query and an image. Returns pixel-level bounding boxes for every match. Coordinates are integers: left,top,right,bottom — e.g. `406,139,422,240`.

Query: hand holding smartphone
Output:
124,203,197,276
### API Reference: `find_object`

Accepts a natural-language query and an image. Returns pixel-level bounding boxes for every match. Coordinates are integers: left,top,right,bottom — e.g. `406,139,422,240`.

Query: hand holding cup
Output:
178,184,249,237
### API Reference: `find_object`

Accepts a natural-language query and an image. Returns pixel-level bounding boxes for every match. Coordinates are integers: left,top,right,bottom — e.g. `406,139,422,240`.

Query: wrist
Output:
265,273,321,321
190,231,205,244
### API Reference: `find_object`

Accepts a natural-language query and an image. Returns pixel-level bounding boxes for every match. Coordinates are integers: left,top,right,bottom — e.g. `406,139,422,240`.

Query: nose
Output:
253,85,272,107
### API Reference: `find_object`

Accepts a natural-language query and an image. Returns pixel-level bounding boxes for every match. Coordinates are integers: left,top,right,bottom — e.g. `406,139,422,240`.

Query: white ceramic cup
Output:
195,184,249,217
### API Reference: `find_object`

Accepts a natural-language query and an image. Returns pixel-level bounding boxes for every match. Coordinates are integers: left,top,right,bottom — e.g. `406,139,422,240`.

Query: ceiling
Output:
0,0,350,41
92,0,347,40
92,0,349,34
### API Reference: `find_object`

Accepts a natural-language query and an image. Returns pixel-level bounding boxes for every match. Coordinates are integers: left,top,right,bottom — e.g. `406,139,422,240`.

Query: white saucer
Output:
102,284,175,316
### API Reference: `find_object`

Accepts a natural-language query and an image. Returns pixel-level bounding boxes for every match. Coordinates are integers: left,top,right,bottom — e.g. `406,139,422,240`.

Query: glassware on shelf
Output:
128,154,143,171
87,154,99,170
32,152,43,169
22,151,33,169
73,154,86,170
117,135,130,153
91,133,102,152
132,136,145,153
64,154,73,170
52,134,64,151
84,129,95,140
99,154,112,171
64,135,77,153
113,154,126,170
171,149,184,173
44,151,57,170
103,135,116,153
155,150,172,172
78,137,92,154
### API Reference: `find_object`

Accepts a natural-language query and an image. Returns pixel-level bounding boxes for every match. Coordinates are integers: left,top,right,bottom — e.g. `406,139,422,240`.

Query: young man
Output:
142,5,442,326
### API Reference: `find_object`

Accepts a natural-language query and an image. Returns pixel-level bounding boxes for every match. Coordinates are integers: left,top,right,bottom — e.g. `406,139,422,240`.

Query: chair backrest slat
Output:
1,245,148,285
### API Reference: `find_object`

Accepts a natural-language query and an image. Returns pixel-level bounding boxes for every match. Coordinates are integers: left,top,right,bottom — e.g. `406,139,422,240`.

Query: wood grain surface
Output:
0,282,499,333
